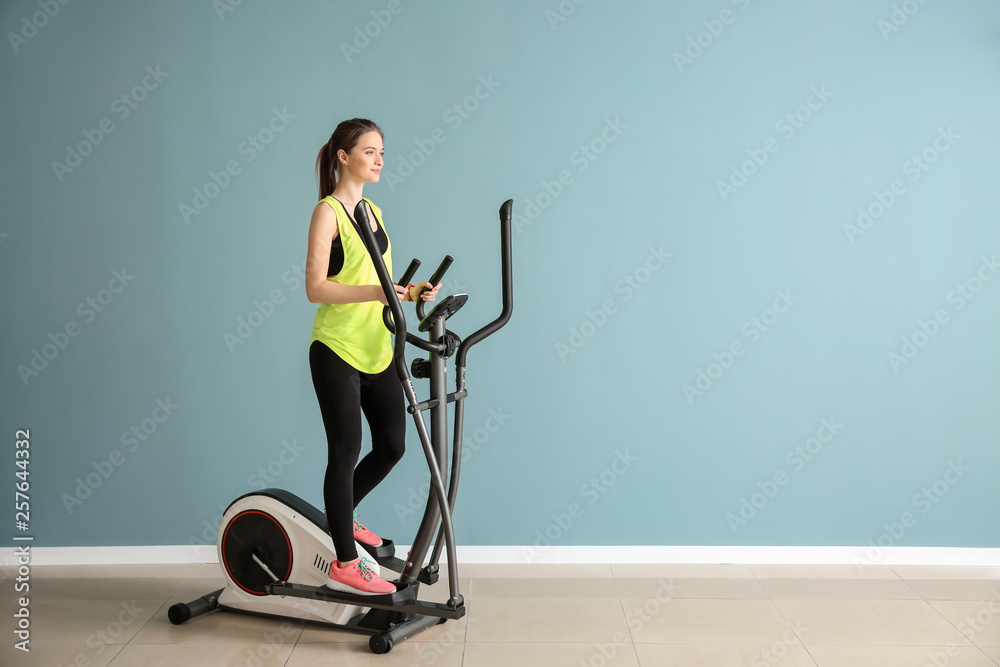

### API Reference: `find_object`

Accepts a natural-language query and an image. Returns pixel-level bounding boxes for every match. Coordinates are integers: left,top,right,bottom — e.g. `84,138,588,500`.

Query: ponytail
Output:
315,118,384,200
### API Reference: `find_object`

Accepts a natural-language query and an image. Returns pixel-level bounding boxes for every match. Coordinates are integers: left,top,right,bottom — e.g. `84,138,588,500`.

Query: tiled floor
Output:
1,562,999,666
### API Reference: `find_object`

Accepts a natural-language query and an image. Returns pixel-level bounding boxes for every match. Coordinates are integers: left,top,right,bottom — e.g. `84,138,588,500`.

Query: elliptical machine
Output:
169,199,513,654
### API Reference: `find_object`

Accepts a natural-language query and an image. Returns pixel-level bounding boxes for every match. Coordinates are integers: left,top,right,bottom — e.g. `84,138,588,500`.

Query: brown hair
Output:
315,118,384,200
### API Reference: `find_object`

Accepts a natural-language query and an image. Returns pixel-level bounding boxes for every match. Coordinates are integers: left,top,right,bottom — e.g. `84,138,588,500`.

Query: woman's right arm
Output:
305,202,386,305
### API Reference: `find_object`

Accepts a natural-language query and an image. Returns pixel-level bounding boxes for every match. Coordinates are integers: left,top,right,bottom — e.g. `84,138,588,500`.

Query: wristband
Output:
405,284,416,302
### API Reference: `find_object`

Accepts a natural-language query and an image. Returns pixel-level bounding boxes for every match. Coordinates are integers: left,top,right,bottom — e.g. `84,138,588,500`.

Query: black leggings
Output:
309,340,405,562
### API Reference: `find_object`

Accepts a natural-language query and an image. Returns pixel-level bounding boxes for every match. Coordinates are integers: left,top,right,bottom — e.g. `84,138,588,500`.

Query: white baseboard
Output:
2,545,999,567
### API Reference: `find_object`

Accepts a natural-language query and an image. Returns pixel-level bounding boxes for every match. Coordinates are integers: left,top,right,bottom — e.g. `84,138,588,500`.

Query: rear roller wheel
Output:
370,633,394,654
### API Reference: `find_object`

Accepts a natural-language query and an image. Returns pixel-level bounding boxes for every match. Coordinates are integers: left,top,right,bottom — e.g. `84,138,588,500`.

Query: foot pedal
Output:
314,581,416,606
364,537,395,560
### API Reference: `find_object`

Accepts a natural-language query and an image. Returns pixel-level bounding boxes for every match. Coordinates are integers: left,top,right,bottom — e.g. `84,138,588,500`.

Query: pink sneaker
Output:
353,510,384,547
326,557,395,595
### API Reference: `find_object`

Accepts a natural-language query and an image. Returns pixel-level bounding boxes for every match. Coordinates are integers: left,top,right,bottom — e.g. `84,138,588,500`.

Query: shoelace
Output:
353,509,366,532
355,557,377,582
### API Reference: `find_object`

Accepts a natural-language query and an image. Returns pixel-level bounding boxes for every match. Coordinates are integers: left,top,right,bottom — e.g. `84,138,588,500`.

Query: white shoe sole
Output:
324,577,392,596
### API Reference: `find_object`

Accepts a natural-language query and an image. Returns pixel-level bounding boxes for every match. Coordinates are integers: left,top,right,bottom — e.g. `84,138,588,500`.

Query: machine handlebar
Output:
398,259,421,288
355,198,514,373
428,256,453,286
455,199,513,368
416,255,453,320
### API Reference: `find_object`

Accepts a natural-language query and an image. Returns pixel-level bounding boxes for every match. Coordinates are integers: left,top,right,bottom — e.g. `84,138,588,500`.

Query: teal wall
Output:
3,1,999,552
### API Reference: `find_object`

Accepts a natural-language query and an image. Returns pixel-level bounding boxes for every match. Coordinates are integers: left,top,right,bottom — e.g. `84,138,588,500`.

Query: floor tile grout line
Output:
755,560,823,667
916,591,985,649
21,564,1000,663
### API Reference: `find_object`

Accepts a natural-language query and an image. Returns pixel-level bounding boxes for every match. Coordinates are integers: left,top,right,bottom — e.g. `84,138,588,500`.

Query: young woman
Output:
305,118,439,595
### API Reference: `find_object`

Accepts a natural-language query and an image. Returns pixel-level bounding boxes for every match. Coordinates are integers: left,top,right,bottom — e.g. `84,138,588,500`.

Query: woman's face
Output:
340,131,384,184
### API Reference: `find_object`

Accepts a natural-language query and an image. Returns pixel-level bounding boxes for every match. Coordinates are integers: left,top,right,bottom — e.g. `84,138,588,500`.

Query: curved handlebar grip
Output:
399,258,421,287
428,255,453,285
456,199,514,368
416,255,453,320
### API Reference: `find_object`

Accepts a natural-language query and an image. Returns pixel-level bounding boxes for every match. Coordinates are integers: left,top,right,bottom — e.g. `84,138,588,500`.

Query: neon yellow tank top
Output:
310,196,393,374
